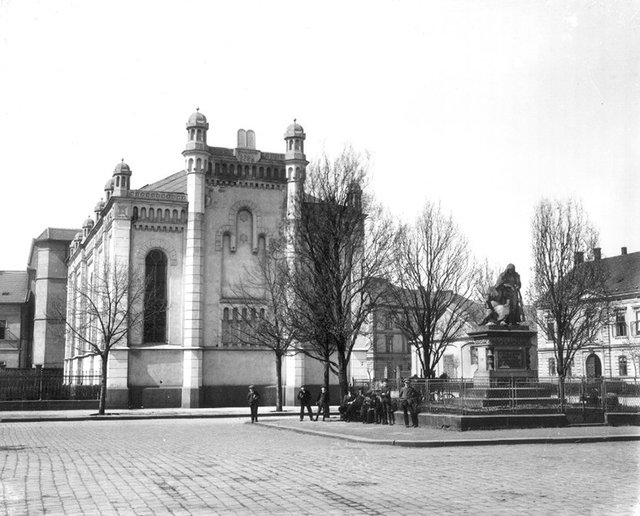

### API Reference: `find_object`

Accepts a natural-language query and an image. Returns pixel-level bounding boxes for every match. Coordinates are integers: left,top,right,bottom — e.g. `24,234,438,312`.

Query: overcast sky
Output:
1,0,638,289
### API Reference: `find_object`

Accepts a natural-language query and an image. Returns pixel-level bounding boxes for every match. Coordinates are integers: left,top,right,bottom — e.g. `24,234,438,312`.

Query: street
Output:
0,418,638,515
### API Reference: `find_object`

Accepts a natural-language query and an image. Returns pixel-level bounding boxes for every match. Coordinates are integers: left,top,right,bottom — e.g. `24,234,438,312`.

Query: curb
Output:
0,411,339,424
257,421,640,448
0,412,308,424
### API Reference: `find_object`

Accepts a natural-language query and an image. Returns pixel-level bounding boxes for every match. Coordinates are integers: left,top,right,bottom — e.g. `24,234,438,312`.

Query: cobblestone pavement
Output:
1,419,638,515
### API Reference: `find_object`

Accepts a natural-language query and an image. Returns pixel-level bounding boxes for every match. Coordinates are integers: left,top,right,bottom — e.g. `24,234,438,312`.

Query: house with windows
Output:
64,110,338,408
0,228,77,370
0,271,30,368
538,247,640,381
351,281,489,382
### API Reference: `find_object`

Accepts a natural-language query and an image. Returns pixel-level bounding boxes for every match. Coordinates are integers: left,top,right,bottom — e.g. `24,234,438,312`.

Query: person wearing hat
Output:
247,385,261,423
315,386,330,421
399,378,420,428
297,385,314,421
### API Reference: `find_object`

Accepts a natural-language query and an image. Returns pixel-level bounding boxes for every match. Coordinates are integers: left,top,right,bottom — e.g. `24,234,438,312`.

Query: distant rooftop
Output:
0,271,28,304
600,250,640,296
139,170,186,194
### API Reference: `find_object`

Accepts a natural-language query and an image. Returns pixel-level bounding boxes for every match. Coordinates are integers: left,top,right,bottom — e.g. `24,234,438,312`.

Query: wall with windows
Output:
129,229,185,348
201,186,286,351
0,305,23,368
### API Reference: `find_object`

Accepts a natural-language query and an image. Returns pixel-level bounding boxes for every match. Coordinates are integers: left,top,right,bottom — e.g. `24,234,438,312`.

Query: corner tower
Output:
284,120,307,226
181,108,210,408
112,160,132,197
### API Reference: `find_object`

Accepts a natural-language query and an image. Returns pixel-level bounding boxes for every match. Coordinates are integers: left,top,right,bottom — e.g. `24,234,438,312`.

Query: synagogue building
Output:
65,111,335,408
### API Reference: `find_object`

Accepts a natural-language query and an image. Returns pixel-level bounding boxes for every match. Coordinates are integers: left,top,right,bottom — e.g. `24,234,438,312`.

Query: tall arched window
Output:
144,250,168,342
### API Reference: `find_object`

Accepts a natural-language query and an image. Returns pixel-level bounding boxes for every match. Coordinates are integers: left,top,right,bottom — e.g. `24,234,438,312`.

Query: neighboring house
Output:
0,271,30,368
351,281,494,381
537,247,640,381
64,111,336,408
26,228,78,369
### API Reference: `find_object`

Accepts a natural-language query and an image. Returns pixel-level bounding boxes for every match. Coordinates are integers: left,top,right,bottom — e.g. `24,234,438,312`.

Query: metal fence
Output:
352,376,640,414
0,370,101,401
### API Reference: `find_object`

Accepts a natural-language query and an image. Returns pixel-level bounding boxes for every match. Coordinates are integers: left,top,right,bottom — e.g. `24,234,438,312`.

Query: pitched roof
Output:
139,170,186,193
35,228,79,242
0,271,28,304
600,251,640,296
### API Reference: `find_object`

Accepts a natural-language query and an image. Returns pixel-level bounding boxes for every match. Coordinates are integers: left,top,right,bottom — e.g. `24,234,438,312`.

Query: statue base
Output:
468,325,538,387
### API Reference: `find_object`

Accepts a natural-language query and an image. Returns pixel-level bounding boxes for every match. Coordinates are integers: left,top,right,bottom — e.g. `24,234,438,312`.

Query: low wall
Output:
606,412,640,426
406,412,569,431
0,400,98,411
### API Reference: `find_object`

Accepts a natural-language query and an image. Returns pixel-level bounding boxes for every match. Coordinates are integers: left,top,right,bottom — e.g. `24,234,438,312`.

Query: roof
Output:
600,251,640,296
35,228,79,243
139,170,186,193
0,271,28,304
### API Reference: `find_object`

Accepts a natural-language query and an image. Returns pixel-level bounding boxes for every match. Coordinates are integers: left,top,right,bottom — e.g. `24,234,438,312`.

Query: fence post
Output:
35,365,43,401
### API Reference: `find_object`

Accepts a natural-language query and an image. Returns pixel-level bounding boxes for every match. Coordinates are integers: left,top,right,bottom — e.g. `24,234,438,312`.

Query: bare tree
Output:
392,202,476,378
530,199,609,406
56,262,147,415
228,239,297,411
289,148,394,397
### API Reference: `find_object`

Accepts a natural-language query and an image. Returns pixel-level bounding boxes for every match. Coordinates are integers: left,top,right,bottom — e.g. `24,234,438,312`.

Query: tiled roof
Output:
0,271,28,304
601,251,640,296
139,170,186,193
35,228,79,243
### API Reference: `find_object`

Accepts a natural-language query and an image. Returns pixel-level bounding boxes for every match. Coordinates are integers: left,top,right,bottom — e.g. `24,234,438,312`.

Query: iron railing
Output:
0,370,101,401
352,376,640,414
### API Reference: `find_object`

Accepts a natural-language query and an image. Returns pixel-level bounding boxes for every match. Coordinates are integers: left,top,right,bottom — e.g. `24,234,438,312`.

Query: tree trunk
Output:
275,353,283,412
337,350,349,399
323,359,330,393
98,352,109,416
558,375,566,412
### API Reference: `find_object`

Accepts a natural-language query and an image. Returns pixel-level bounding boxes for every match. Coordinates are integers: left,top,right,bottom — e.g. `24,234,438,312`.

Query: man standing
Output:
399,378,420,428
379,379,394,425
297,385,314,421
247,385,260,423
315,386,330,421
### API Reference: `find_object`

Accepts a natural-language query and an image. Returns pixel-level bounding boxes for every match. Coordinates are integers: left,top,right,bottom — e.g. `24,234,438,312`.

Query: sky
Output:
0,0,638,290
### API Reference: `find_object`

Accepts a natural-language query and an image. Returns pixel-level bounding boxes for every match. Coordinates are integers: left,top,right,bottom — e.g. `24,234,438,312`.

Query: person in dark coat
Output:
346,389,364,422
315,386,330,421
399,378,420,427
247,385,260,423
297,386,314,421
379,379,394,425
339,390,356,421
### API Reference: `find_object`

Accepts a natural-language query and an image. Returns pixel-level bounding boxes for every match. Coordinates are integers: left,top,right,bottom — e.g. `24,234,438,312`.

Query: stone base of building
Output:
106,388,130,409
414,412,568,431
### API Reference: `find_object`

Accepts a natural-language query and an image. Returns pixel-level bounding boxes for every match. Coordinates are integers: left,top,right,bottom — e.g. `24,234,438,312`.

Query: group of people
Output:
248,378,423,428
297,385,331,421
337,379,420,427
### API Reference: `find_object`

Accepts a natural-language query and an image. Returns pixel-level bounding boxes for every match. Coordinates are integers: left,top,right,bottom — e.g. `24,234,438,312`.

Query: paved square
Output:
1,418,638,515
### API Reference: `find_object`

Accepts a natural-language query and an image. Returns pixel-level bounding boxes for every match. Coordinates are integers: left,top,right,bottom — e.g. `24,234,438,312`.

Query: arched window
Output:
223,307,229,321
144,250,168,342
548,358,555,376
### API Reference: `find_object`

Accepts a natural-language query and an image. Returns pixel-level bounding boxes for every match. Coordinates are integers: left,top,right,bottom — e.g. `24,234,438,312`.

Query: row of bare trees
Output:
59,149,617,413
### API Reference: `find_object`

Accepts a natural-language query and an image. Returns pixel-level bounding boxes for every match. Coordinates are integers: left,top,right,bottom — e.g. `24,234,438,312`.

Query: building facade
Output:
27,228,78,369
64,111,335,408
0,271,30,368
537,248,640,381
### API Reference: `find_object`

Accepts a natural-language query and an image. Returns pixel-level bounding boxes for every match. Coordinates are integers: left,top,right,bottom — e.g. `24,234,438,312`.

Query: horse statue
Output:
478,264,525,326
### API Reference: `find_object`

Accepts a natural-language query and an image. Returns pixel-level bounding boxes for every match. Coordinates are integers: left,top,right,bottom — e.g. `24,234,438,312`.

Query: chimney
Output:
593,247,601,261
574,251,584,265
621,247,628,256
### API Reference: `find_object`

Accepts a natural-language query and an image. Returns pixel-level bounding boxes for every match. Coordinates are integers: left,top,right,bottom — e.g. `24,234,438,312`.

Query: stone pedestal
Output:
468,325,538,387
